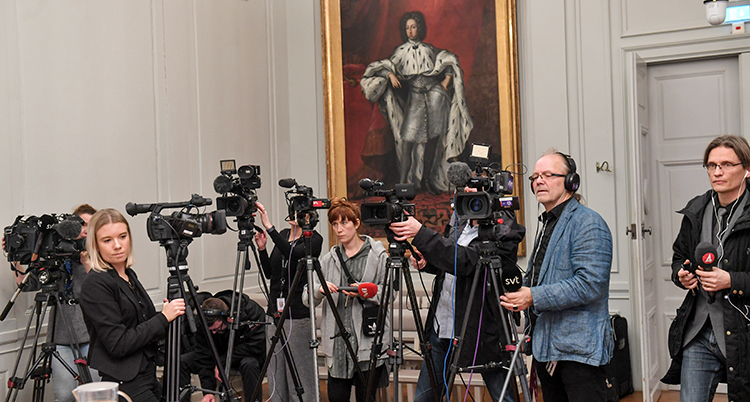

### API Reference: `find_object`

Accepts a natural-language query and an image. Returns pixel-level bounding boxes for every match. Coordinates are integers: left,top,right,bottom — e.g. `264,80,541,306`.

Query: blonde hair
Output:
86,208,135,272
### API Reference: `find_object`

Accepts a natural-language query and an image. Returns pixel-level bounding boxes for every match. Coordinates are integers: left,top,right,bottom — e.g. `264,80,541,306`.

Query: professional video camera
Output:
213,159,261,218
126,194,226,242
452,143,520,221
279,178,330,229
3,214,85,266
358,179,416,226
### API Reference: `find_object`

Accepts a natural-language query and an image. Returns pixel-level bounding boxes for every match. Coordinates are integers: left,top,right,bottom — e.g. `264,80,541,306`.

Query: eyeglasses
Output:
703,162,743,172
528,172,566,183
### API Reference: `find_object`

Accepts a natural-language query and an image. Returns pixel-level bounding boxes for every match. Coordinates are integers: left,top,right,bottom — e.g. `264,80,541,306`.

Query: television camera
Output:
358,179,416,226
3,214,85,269
279,178,330,229
453,143,520,225
213,159,261,218
125,194,226,242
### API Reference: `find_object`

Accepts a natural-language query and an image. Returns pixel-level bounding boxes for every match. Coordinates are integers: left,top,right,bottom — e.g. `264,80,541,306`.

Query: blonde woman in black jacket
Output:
80,209,185,402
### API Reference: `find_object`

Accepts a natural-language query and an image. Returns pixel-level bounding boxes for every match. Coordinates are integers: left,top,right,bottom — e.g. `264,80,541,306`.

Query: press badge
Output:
276,298,285,313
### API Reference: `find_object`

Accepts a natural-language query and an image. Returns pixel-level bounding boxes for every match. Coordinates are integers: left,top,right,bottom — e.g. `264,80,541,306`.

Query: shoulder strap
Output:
335,246,357,284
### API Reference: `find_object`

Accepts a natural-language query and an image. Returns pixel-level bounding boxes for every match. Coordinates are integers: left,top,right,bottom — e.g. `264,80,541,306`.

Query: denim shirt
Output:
526,198,614,366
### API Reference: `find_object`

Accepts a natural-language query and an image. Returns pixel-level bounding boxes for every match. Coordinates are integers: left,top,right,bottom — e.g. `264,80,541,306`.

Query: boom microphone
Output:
447,162,472,188
54,220,83,240
338,282,378,299
358,178,383,191
694,241,717,304
501,264,523,293
278,178,297,189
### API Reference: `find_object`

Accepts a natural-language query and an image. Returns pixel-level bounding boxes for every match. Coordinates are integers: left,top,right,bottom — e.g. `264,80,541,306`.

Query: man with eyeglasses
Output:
499,150,613,402
661,135,750,401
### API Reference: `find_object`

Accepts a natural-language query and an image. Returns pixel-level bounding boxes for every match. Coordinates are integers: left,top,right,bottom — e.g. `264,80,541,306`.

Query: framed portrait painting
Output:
322,0,524,253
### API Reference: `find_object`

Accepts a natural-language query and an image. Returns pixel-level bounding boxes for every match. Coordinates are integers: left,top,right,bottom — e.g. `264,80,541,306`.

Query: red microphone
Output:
338,283,378,299
694,242,717,304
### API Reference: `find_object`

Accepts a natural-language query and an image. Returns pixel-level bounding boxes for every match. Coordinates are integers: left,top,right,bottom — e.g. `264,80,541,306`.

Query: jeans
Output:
413,328,514,402
51,343,100,402
680,324,725,402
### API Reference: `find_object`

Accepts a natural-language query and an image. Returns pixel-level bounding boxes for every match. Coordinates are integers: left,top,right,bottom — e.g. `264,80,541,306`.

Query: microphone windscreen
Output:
447,162,472,188
694,242,717,271
339,283,378,299
125,202,152,216
278,178,297,188
213,175,234,194
54,220,82,240
501,264,523,293
358,178,383,191
357,282,378,299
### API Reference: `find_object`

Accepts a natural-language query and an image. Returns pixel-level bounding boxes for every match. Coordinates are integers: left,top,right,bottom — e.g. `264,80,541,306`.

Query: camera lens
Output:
469,197,484,213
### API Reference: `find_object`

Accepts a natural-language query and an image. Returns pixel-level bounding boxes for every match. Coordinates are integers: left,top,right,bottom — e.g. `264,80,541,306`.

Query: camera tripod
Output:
225,214,307,402
251,216,368,402
160,239,238,402
3,272,93,402
443,239,530,402
363,233,441,402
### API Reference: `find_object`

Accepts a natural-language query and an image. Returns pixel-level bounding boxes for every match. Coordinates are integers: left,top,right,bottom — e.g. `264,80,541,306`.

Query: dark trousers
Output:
533,358,607,402
101,360,161,402
326,364,386,402
180,351,263,401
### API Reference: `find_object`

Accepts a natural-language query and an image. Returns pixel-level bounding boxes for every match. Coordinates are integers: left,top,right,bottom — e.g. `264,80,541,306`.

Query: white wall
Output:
4,0,750,399
0,1,326,398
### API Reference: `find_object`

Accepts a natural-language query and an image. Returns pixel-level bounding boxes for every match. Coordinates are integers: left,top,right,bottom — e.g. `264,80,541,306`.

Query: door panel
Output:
645,56,739,395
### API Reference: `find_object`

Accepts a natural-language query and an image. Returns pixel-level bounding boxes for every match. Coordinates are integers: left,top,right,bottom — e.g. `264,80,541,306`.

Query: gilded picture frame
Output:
321,0,525,255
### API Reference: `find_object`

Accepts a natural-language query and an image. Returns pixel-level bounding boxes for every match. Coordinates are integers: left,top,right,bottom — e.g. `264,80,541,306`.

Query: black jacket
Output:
259,227,322,319
193,291,266,391
412,211,525,368
80,268,168,382
661,191,750,401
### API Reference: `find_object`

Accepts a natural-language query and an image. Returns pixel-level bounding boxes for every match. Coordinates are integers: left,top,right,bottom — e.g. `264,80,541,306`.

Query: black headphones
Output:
530,152,580,194
201,308,227,320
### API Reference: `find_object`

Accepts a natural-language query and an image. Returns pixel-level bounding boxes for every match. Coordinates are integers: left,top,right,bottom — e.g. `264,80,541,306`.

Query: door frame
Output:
624,43,750,401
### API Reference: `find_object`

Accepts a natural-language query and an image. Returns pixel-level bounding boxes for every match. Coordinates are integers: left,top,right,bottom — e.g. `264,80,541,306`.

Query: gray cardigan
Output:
302,235,390,367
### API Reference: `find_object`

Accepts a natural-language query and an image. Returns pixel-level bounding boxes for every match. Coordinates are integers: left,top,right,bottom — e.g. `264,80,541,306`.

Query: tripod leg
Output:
363,255,396,399
488,267,530,402
443,263,485,401
397,255,441,402
251,258,311,402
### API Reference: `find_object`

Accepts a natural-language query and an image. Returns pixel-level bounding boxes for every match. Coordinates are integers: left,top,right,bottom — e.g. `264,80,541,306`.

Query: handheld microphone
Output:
694,241,717,304
447,162,472,188
501,264,523,293
278,178,297,189
338,282,378,299
213,175,233,194
54,220,83,240
358,178,383,191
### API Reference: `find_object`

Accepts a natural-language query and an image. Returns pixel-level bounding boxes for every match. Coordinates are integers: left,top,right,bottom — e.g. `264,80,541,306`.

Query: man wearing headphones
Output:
180,292,266,402
500,150,613,401
661,135,750,401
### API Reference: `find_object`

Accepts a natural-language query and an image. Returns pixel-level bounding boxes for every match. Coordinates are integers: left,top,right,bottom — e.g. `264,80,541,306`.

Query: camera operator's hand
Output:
319,281,339,295
161,298,186,322
390,216,422,241
255,202,273,230
500,287,532,312
677,260,699,290
255,231,267,251
201,395,215,402
410,248,426,270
